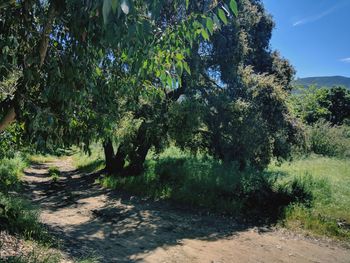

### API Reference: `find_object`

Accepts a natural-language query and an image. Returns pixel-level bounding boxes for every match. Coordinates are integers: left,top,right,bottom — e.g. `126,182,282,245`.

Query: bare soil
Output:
22,158,350,263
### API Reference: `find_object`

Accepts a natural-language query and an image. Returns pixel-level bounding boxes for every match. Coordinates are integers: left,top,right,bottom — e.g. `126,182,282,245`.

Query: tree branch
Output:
39,2,56,67
0,2,57,131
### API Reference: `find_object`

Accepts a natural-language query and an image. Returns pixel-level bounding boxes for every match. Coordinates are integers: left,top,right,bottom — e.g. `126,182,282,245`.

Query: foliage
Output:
98,147,311,220
290,85,350,125
101,0,301,175
180,68,302,170
0,0,237,151
0,155,27,194
271,156,350,240
0,124,25,159
306,121,350,158
48,167,60,183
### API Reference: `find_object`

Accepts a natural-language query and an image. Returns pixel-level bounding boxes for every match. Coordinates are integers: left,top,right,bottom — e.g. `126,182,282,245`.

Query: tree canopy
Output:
1,0,302,175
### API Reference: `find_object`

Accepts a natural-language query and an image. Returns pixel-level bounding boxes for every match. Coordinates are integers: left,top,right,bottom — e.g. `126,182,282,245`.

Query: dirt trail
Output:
23,158,350,263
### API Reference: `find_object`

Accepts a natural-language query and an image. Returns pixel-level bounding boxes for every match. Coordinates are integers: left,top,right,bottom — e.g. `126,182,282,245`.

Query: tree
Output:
290,86,350,125
0,0,237,151
103,0,301,175
327,87,350,125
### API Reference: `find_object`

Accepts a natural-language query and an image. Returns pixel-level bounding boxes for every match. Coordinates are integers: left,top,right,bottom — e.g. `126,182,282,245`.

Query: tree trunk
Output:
103,139,116,174
0,106,16,132
121,122,151,176
103,139,127,175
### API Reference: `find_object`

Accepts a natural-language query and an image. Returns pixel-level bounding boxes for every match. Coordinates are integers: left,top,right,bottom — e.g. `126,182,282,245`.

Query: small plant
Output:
48,167,60,183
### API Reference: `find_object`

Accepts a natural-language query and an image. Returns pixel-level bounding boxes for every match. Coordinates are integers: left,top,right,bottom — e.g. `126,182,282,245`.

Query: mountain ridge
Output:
293,76,350,89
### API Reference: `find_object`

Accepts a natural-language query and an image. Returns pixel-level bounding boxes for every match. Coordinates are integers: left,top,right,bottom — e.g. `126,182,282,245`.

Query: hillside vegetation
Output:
294,76,350,89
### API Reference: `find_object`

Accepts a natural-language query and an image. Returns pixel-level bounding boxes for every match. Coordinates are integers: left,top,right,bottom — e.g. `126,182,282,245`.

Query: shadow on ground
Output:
23,163,292,263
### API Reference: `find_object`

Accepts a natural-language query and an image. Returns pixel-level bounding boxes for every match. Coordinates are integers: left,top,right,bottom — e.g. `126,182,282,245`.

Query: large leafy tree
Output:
291,86,350,125
102,0,301,175
0,0,237,151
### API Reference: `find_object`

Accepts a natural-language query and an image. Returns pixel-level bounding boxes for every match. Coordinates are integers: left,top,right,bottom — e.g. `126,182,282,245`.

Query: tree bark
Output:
39,3,56,67
103,139,127,174
0,106,16,132
120,122,151,176
103,139,115,174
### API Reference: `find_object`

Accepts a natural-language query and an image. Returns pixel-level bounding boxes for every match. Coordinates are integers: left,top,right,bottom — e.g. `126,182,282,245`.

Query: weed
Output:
48,167,60,183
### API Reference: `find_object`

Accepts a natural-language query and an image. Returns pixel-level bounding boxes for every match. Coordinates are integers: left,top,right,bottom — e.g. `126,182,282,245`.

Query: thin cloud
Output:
293,5,339,27
340,58,350,63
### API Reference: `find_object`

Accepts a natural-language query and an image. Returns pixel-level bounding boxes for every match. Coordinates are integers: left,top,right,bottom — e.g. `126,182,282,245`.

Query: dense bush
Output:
0,156,27,194
0,193,49,241
290,86,350,125
306,121,350,158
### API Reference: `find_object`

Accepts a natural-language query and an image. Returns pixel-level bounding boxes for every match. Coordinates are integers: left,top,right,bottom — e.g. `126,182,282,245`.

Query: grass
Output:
270,156,350,240
96,147,350,240
68,144,350,241
0,154,56,263
48,167,60,183
98,147,311,220
72,144,104,173
0,155,28,194
27,155,56,165
0,244,62,263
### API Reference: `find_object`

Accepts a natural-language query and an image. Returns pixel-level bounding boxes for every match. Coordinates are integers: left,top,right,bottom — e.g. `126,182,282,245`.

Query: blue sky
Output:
263,0,350,78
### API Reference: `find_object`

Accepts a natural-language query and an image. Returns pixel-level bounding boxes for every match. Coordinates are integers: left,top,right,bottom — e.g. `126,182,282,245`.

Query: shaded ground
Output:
23,158,350,263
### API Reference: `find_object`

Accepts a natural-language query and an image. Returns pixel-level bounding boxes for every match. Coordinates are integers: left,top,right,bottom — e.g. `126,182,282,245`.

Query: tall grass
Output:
73,143,350,240
0,156,52,243
99,147,310,220
0,155,28,194
270,156,350,240
72,144,104,173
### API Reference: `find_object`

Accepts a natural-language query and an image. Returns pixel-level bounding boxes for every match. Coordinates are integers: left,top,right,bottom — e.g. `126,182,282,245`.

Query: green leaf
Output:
111,0,119,13
167,76,173,88
103,0,112,24
230,0,238,17
218,8,228,25
183,62,191,75
206,17,214,35
175,53,184,60
213,14,221,30
201,29,209,40
121,0,130,15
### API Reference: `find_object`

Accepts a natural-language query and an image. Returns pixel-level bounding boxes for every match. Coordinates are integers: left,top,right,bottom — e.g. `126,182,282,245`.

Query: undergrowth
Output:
270,156,350,240
98,147,311,222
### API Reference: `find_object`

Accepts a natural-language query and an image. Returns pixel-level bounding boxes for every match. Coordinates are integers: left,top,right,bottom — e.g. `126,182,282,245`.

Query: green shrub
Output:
306,121,350,158
48,167,60,183
0,193,51,242
0,156,27,194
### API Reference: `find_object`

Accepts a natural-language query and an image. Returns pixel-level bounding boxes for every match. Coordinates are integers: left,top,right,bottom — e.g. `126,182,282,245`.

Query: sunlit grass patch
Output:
27,155,56,165
98,147,311,220
72,144,104,173
270,155,350,240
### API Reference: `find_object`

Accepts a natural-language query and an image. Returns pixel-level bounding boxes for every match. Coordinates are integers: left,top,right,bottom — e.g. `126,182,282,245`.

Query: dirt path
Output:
23,158,350,263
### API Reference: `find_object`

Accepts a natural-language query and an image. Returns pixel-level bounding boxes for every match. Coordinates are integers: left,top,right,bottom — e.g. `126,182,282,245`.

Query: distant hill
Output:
293,76,350,89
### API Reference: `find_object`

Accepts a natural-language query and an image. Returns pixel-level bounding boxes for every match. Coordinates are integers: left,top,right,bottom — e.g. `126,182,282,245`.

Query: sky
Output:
262,0,350,78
